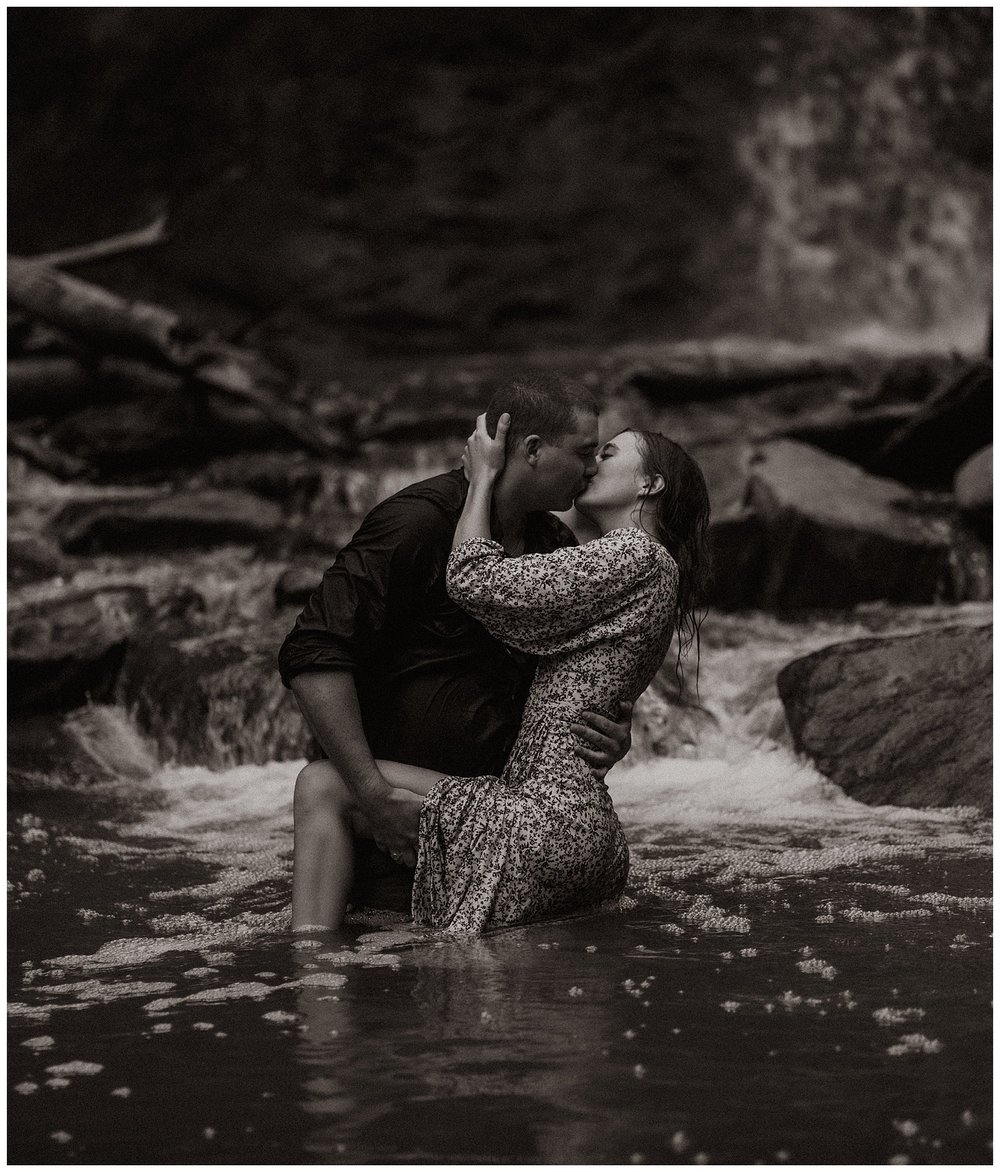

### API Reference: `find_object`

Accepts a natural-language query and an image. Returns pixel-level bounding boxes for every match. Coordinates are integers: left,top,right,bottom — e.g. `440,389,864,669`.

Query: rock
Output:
53,490,285,554
955,445,992,511
275,563,327,608
746,440,954,609
8,531,70,586
691,442,768,609
8,586,151,711
115,624,308,768
875,362,993,487
777,624,992,810
194,451,324,511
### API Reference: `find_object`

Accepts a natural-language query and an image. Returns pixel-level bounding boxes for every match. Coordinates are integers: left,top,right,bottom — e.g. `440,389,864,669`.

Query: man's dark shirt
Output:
278,469,577,777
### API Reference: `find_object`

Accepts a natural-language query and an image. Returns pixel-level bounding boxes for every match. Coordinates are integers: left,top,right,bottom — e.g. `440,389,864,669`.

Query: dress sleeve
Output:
445,532,668,656
278,496,448,686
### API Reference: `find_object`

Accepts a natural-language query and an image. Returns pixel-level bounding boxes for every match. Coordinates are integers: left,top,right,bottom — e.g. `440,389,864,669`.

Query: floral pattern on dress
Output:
411,527,678,934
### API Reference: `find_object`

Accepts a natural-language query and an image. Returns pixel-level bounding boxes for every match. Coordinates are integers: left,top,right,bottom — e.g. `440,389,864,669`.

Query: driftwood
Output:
28,214,169,269
7,257,350,456
8,357,93,420
8,427,94,480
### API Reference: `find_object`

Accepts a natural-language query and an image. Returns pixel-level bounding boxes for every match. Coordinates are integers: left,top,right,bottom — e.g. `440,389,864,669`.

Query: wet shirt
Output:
277,469,577,777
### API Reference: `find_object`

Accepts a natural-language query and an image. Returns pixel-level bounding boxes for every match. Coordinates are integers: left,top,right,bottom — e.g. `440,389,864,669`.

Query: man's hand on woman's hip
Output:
570,699,634,781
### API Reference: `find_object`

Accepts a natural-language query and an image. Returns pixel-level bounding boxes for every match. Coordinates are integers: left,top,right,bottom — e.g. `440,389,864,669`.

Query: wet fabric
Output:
412,528,678,933
277,469,577,777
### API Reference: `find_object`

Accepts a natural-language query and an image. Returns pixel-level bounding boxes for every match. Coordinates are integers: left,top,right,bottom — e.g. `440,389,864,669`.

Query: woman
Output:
306,414,710,933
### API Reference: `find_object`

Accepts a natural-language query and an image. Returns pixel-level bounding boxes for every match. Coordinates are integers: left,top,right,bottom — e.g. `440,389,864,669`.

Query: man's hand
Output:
367,787,423,868
571,699,634,781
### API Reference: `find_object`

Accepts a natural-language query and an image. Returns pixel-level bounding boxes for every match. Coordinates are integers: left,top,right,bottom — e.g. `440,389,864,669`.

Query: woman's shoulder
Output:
603,527,677,569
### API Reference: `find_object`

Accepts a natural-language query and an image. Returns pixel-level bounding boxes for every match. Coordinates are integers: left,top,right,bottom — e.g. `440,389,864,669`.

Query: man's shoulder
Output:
361,469,464,541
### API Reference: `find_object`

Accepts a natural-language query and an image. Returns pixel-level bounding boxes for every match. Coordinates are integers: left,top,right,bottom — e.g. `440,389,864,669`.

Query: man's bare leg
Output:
291,759,443,931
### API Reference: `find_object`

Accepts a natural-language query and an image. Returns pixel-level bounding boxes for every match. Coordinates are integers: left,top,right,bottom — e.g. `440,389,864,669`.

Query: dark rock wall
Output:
8,9,991,356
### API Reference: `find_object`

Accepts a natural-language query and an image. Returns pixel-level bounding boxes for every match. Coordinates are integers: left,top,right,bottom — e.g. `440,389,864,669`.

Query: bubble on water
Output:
633,1064,646,1079
777,991,802,1010
255,971,278,979
738,948,758,958
568,986,584,998
658,923,684,935
111,1087,131,1098
192,1022,214,1030
629,1153,644,1164
887,1033,943,1057
262,1010,298,1023
292,939,322,950
299,972,349,989
314,951,400,969
796,958,837,980
693,1153,709,1164
888,1156,911,1165
623,1029,636,1039
21,1035,55,1050
45,1061,103,1076
145,981,291,1012
585,945,598,952
873,1007,925,1027
893,1120,920,1137
183,967,218,979
152,1023,172,1033
14,1081,39,1095
480,1010,493,1023
25,868,46,885
815,915,835,923
46,1077,70,1088
670,1131,690,1154
8,1002,51,1023
31,979,177,1005
721,1001,740,1013
203,1127,216,1140
961,1110,976,1128
50,1131,72,1144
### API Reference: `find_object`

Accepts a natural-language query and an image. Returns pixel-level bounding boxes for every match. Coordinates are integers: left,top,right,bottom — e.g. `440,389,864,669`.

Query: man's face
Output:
529,408,600,511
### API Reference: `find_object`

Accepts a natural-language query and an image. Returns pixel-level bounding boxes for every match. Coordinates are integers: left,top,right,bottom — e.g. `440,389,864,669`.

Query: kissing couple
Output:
279,372,711,933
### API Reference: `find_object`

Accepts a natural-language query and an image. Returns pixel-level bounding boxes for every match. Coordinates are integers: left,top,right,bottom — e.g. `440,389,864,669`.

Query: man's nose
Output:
583,456,599,479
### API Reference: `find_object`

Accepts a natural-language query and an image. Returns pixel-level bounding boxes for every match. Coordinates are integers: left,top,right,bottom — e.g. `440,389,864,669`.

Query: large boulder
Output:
115,624,308,768
777,624,992,810
53,489,285,554
746,440,954,609
691,441,767,609
955,444,992,511
8,585,151,711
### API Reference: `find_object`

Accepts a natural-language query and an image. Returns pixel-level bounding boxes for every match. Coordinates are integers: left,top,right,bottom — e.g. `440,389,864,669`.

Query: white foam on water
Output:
609,748,983,834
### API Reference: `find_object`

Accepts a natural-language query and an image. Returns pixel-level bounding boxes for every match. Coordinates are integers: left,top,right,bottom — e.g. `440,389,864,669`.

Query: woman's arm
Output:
451,411,510,551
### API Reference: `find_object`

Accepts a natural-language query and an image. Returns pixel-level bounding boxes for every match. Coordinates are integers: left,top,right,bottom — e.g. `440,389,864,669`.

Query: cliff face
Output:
8,9,992,356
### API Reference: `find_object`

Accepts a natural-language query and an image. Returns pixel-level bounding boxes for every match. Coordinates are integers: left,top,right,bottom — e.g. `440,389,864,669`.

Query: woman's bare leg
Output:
291,758,444,931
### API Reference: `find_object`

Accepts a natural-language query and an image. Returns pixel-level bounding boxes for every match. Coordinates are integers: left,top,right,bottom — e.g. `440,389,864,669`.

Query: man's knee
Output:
294,761,349,818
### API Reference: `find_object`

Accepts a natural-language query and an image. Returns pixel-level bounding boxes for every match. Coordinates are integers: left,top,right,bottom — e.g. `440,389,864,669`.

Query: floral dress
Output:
411,526,679,933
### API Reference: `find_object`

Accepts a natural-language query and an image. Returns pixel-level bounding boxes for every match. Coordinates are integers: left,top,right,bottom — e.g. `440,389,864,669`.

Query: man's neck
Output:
492,473,530,554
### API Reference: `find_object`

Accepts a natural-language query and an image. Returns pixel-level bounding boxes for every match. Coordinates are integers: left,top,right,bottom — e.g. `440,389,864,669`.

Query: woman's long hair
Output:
633,431,712,693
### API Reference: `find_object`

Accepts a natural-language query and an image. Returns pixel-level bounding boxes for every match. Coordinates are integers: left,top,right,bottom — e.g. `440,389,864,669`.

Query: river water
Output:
7,606,992,1164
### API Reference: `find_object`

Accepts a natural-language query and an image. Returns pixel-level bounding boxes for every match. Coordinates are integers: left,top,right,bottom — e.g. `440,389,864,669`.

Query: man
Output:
278,372,633,924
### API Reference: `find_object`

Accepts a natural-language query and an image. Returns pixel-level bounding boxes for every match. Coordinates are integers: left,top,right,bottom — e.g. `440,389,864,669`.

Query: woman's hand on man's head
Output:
462,412,509,483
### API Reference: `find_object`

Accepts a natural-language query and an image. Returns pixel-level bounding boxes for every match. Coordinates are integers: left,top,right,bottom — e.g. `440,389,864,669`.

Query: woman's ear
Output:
639,473,665,498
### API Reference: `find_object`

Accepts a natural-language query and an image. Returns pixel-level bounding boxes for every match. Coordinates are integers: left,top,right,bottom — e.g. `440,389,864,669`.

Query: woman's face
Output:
575,430,646,514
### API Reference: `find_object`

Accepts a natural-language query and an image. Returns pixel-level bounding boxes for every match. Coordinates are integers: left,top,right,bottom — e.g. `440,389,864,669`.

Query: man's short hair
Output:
485,372,600,450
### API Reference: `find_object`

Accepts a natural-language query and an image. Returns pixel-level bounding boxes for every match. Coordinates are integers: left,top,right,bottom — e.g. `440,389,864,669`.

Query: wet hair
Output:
485,372,599,454
632,430,712,694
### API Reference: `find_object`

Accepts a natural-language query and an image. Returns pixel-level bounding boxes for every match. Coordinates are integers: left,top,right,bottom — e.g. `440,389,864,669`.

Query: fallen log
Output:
7,258,351,456
8,357,94,419
27,213,168,269
8,427,94,480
